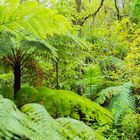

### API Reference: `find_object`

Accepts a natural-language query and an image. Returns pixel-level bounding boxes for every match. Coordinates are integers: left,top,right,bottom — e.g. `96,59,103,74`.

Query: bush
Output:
16,86,113,125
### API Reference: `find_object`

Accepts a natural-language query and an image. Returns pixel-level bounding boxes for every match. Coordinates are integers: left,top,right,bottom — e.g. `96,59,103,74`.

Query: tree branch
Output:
114,0,121,20
82,0,105,25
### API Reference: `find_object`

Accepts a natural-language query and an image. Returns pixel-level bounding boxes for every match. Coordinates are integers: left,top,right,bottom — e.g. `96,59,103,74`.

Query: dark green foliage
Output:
16,86,113,125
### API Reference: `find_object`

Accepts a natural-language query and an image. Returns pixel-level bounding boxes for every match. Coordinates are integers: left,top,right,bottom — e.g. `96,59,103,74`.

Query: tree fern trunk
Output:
14,62,21,97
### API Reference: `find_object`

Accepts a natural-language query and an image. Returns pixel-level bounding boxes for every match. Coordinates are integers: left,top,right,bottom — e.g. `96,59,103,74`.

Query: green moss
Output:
16,86,113,125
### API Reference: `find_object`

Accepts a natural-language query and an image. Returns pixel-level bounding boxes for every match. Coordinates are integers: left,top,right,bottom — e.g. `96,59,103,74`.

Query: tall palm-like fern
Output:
80,64,103,98
0,31,56,96
0,0,71,96
94,82,135,123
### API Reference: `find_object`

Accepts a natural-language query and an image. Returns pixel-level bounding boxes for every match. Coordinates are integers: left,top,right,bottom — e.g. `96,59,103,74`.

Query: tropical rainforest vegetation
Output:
0,0,139,139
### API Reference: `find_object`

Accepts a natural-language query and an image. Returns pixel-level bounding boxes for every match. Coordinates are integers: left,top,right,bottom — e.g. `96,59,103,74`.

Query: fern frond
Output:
57,118,95,140
0,31,16,55
0,95,101,139
0,97,43,139
94,82,135,123
108,91,135,124
21,39,57,58
100,56,124,69
21,103,66,140
0,0,70,38
67,33,89,50
94,82,132,104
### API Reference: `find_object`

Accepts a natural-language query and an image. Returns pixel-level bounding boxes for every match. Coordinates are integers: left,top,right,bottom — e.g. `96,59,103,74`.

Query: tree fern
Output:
94,82,135,123
0,30,58,95
80,64,104,99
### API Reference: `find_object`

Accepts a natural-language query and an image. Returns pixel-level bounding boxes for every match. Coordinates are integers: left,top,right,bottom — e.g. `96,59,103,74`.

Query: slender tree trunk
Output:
55,61,59,89
14,62,21,97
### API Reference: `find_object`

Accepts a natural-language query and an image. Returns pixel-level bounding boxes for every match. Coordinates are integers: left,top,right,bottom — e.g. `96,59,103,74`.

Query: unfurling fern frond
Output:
94,82,135,123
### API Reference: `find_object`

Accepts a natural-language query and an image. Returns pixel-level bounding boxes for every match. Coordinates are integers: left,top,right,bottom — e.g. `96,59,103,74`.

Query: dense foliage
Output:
0,0,139,139
16,86,113,125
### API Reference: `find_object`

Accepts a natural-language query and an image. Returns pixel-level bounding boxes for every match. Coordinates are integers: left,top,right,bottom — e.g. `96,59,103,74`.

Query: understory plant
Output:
16,86,113,126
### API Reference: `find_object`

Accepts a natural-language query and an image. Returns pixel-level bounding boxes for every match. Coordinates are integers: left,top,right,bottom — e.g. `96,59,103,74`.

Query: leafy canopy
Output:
0,0,70,38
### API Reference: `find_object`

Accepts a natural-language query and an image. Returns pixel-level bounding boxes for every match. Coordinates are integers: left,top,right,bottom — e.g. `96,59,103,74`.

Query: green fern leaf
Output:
94,82,135,124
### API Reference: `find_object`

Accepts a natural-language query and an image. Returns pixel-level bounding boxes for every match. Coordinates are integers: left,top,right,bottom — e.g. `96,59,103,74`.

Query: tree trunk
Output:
14,62,21,97
55,61,59,89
